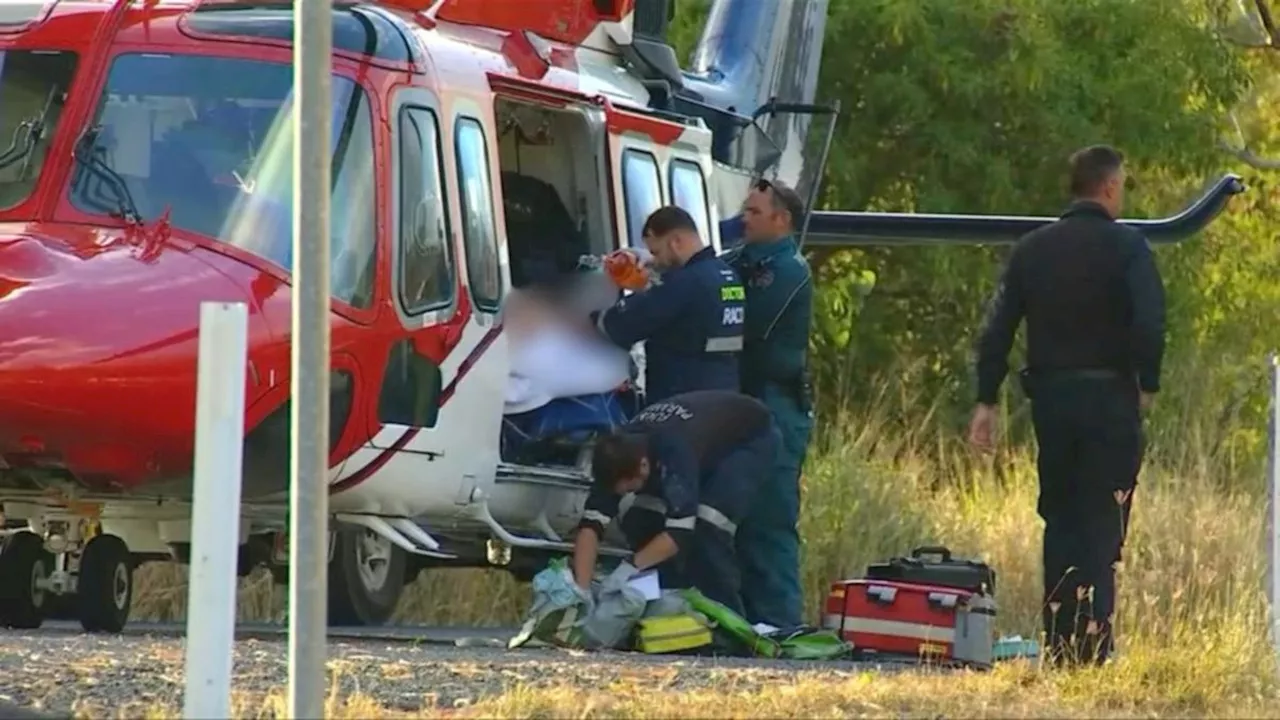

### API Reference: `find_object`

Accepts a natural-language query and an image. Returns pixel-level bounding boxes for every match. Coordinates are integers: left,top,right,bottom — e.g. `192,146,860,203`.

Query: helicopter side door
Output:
340,86,490,512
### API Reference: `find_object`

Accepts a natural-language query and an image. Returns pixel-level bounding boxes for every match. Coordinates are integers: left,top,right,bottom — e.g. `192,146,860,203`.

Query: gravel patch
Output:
0,627,901,716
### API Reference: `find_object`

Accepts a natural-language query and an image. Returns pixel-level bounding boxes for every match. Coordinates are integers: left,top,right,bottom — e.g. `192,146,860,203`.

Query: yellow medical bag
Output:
635,613,714,654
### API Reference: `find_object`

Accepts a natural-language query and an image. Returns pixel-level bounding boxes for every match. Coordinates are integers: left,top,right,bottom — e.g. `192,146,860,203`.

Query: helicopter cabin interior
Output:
492,96,612,290
489,95,628,469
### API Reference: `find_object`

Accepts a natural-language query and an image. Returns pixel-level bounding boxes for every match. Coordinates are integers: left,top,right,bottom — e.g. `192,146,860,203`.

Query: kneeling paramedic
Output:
571,390,780,617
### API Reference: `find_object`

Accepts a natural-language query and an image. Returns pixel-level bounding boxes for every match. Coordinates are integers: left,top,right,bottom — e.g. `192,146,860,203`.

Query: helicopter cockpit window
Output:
68,52,377,310
0,50,78,210
621,148,662,248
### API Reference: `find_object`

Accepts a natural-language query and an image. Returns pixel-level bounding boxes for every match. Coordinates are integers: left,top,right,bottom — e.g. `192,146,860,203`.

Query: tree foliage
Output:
672,0,1280,473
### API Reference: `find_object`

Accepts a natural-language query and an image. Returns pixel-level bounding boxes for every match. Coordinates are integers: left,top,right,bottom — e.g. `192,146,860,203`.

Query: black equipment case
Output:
865,546,997,595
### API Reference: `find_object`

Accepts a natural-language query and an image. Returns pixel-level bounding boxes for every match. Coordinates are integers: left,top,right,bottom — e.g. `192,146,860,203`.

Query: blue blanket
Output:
502,392,630,463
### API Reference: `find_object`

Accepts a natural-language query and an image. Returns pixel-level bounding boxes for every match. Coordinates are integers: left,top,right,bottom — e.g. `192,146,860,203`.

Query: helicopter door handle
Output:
441,321,465,355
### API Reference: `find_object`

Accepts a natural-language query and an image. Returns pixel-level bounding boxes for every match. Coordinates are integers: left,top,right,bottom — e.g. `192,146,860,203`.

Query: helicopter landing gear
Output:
0,517,134,633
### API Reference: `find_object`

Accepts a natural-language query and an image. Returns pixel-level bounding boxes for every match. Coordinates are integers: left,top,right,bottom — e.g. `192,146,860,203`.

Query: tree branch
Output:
1214,4,1280,167
1220,111,1280,169
1220,141,1280,168
1221,0,1278,48
1255,0,1278,45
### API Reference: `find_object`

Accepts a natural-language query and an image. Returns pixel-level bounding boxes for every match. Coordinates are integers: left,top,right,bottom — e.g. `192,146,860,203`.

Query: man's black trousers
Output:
1028,372,1142,665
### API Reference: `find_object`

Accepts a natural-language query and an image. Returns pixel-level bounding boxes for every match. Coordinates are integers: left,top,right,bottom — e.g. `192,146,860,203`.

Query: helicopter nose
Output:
0,229,263,488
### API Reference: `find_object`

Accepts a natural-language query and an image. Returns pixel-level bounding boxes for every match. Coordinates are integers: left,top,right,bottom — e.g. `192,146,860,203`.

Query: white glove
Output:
603,561,638,590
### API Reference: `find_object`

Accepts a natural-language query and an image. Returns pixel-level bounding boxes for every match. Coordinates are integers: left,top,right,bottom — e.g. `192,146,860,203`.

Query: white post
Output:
1268,353,1280,661
182,302,249,720
289,1,333,718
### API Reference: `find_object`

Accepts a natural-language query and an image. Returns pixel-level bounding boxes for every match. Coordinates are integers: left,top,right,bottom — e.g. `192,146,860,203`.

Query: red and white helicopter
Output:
0,0,1244,632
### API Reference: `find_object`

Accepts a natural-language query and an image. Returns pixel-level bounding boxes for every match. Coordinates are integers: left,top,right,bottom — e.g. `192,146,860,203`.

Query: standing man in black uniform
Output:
571,390,779,618
968,145,1165,666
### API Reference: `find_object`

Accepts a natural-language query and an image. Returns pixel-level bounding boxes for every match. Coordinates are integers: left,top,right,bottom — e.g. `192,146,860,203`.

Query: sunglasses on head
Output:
752,178,804,219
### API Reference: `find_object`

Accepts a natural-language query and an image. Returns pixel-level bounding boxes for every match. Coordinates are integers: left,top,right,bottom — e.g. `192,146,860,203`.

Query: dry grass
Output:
76,659,1280,719
123,380,1280,717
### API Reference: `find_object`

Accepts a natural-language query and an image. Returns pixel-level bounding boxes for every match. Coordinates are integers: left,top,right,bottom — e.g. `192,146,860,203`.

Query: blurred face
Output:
642,230,682,271
503,289,555,339
741,187,791,243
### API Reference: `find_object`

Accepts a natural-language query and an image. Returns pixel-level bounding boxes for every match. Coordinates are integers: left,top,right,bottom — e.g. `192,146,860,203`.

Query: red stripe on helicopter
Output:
435,0,636,47
607,108,686,146
328,322,504,495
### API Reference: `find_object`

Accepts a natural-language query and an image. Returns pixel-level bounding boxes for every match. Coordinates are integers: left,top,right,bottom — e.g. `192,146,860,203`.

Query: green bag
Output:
774,627,856,660
678,588,853,660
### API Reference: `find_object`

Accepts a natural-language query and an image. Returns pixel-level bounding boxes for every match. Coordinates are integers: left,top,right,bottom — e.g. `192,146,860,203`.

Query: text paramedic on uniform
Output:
968,144,1165,667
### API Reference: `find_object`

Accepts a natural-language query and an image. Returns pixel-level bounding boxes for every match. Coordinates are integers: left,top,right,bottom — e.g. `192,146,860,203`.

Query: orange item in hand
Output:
604,251,651,291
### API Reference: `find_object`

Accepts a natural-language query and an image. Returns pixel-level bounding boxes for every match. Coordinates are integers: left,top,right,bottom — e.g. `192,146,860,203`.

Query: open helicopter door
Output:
485,71,649,414
485,72,620,458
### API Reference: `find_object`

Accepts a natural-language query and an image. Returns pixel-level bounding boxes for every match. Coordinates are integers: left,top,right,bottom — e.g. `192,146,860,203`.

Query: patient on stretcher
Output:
503,286,633,464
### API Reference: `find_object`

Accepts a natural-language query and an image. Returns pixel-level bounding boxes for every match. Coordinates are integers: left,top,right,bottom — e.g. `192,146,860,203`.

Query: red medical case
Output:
822,578,995,666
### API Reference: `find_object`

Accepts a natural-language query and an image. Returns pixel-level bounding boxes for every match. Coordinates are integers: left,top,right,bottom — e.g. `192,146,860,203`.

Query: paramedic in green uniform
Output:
721,179,814,629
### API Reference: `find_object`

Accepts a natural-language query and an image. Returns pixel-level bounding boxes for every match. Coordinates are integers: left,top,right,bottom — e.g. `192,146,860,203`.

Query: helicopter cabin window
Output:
454,117,503,312
0,50,79,210
398,106,453,313
67,53,377,309
621,149,662,247
669,158,711,243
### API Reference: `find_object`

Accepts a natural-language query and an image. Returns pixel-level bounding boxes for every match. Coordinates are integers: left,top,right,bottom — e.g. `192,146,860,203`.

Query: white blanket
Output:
505,282,631,415
506,325,630,415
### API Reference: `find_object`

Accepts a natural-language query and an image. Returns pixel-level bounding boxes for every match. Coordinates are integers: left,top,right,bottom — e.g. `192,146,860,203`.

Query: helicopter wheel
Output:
328,526,405,626
0,531,53,629
76,534,133,633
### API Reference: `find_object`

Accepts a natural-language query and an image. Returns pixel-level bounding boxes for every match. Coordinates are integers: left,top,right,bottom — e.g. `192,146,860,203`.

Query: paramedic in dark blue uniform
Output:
589,206,745,404
969,145,1163,666
570,390,779,618
720,179,813,630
